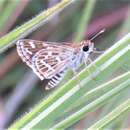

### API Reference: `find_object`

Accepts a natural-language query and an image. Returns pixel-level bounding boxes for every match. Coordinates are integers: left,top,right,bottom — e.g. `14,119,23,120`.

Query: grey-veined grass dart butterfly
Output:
16,29,105,90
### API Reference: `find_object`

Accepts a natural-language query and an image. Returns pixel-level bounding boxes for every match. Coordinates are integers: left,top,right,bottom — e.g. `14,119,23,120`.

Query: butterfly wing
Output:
16,39,76,80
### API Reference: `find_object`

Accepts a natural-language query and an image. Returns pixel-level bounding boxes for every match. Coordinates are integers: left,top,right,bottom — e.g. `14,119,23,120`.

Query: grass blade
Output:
0,0,75,52
74,0,96,42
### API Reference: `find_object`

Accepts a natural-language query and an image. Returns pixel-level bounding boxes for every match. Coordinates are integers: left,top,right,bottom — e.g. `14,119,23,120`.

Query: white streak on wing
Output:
16,41,23,57
17,41,29,60
45,55,48,59
51,78,59,83
47,82,55,88
38,63,45,67
41,60,55,72
17,40,23,46
54,75,59,80
25,48,33,55
56,57,61,62
49,81,56,86
29,41,36,48
17,45,22,57
16,40,20,45
48,51,52,56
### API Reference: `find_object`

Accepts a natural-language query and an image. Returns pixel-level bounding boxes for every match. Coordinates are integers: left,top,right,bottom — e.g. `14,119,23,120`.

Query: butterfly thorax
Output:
68,41,94,70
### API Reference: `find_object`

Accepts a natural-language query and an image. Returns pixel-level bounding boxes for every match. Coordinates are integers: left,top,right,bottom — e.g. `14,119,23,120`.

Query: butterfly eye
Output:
83,46,89,52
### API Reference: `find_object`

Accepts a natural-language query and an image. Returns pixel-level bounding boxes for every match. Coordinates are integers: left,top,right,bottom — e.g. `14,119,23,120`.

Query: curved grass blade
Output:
0,0,75,53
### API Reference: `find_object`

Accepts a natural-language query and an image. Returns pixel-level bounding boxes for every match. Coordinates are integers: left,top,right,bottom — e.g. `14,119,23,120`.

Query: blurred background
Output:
0,0,130,129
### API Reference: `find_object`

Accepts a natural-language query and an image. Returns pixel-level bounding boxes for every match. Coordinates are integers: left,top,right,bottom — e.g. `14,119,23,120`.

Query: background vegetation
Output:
0,0,130,129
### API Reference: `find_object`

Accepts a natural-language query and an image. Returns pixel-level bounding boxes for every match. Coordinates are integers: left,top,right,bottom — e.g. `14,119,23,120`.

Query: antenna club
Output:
90,28,106,41
100,28,106,33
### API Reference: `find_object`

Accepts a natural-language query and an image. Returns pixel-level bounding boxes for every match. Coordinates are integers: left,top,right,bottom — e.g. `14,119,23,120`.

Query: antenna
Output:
90,28,105,41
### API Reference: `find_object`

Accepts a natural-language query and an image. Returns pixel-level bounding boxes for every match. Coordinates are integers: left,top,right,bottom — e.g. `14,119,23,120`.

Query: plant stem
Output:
74,0,96,42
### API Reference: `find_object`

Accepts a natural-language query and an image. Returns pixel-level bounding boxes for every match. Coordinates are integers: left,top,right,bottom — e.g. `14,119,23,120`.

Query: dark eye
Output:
83,46,89,52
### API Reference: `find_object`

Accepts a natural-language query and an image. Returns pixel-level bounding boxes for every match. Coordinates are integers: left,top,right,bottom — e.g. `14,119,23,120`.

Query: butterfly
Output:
16,30,104,90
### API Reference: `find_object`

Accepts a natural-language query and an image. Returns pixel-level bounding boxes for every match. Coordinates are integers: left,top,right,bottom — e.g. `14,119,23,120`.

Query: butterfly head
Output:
80,29,105,54
80,40,94,54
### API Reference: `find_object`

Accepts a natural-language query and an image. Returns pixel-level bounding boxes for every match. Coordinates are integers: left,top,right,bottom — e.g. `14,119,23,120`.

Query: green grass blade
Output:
88,99,130,130
52,79,130,129
0,0,75,52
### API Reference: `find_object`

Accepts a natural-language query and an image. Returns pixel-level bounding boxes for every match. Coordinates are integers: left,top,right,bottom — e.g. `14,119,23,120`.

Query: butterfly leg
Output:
84,58,95,80
85,57,101,81
93,48,105,54
72,68,82,89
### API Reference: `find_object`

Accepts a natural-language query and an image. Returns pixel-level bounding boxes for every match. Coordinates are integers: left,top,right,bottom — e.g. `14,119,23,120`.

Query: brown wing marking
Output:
16,39,48,67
